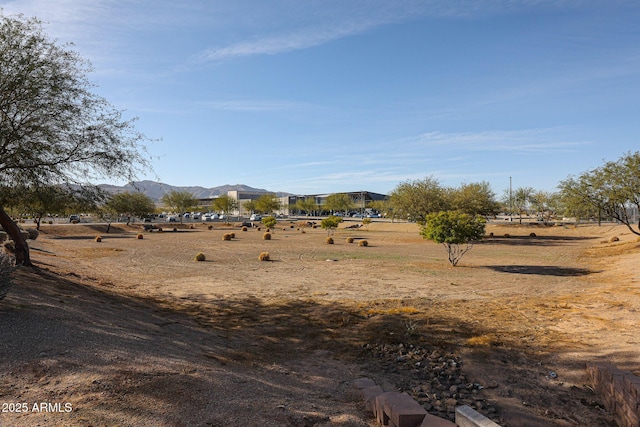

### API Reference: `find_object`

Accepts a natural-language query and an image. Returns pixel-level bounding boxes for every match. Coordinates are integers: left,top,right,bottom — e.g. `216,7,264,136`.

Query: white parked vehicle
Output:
202,213,219,221
249,214,262,221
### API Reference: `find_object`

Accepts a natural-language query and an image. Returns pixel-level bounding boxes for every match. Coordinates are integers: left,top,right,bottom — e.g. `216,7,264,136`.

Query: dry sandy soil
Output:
1,219,639,426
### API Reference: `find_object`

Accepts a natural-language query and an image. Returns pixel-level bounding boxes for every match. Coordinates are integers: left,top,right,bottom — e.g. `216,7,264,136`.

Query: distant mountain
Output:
98,180,283,202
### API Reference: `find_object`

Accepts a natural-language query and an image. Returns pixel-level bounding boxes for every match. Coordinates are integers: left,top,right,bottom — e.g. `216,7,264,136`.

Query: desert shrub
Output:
230,232,236,239
194,252,206,262
222,233,232,241
242,226,248,232
301,230,306,234
609,236,619,243
262,216,277,230
358,240,369,247
0,250,15,301
71,219,79,224
208,225,213,230
26,228,39,240
488,232,494,237
95,236,102,242
263,232,271,240
173,228,177,232
258,251,270,261
326,237,334,244
290,225,294,228
529,232,537,237
283,227,287,231
503,233,510,238
48,220,53,224
257,227,261,231
137,234,144,239
346,237,354,243
189,225,195,229
157,227,163,232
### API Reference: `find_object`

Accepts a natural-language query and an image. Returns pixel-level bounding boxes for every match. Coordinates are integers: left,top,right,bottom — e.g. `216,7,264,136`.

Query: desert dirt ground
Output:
1,219,639,426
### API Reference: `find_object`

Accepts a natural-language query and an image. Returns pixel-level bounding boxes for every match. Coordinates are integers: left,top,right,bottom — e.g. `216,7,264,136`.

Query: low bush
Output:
95,236,102,242
258,251,270,261
609,236,620,243
137,234,144,239
263,232,271,240
503,233,510,238
529,232,537,237
358,240,369,247
326,237,334,244
242,226,248,231
222,233,232,241
208,225,213,230
346,237,354,243
230,232,236,239
194,252,206,262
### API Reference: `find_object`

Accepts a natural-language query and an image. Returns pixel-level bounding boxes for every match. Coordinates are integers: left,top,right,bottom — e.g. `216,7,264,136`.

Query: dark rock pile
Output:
363,343,497,422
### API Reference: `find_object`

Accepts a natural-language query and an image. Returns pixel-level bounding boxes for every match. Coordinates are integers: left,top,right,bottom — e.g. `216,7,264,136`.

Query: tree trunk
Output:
0,206,32,266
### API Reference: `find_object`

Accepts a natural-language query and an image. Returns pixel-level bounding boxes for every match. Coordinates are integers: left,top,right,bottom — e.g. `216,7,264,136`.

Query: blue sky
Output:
2,1,639,196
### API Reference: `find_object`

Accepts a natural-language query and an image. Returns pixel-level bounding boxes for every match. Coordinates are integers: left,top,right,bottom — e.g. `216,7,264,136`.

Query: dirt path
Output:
1,221,638,426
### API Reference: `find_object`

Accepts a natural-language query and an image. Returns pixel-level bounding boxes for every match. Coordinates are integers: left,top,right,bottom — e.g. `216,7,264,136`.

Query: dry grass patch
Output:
258,251,270,261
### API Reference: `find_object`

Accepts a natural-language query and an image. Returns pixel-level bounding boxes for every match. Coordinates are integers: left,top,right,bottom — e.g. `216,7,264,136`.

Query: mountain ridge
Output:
98,180,287,202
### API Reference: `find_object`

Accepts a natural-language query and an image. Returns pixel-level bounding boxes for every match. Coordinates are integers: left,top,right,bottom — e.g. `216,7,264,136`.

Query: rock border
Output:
353,377,501,427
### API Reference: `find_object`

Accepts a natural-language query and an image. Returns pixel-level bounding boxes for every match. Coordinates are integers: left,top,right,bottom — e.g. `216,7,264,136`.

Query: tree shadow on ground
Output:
479,235,597,247
484,265,596,276
0,266,622,427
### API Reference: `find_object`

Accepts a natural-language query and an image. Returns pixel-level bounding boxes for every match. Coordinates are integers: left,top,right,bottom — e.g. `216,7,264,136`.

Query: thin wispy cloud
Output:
408,129,590,154
200,99,307,112
196,22,375,62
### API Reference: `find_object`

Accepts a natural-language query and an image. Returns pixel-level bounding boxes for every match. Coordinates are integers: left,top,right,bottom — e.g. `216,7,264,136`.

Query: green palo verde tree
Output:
261,215,277,231
160,190,198,223
320,215,342,236
212,194,237,224
0,15,152,265
105,191,155,225
420,211,486,266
